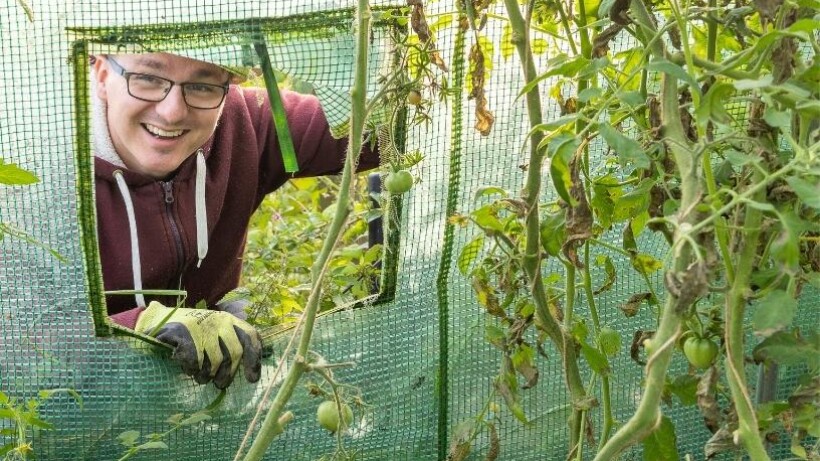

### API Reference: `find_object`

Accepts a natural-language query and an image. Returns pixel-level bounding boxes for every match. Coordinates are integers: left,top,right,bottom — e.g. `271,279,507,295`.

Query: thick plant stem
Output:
724,170,771,461
501,0,587,454
241,3,372,460
594,21,698,458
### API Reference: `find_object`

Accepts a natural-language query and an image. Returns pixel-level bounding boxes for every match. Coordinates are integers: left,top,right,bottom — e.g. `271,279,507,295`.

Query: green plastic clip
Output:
254,41,299,174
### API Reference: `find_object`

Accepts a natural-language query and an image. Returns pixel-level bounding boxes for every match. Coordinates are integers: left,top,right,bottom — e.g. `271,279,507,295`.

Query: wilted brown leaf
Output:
485,423,500,461
593,24,624,58
630,329,655,365
470,43,494,135
620,293,653,318
697,366,722,433
561,151,593,268
609,0,631,25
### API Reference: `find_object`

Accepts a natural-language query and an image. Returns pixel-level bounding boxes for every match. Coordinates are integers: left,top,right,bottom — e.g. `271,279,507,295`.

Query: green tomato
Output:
407,90,422,106
597,327,622,357
683,336,719,369
317,400,353,433
384,170,413,194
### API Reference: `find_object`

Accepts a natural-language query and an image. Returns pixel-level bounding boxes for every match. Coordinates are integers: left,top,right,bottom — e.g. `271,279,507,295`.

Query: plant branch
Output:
502,0,588,454
594,1,700,455
240,2,372,459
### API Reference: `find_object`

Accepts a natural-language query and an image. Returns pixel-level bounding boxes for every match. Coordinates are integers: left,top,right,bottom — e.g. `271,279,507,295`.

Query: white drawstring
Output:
113,170,146,308
195,150,209,268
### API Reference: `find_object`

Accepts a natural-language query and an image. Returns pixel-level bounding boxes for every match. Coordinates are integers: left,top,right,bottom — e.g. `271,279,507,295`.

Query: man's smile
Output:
143,123,187,139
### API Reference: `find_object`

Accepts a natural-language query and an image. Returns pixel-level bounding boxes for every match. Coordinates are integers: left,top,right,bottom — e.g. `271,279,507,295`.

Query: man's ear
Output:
92,56,109,101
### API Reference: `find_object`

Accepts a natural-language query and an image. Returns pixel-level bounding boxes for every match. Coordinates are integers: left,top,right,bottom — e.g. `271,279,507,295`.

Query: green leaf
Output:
580,341,610,375
696,82,734,126
532,114,578,134
646,59,700,94
134,441,169,450
471,205,505,233
518,54,590,98
494,372,528,424
0,443,15,456
593,254,617,295
612,179,653,223
485,325,506,350
762,107,791,130
539,211,566,258
770,210,806,272
642,416,680,461
0,159,39,185
22,413,53,429
179,411,211,426
752,330,819,369
631,253,663,275
548,134,579,205
532,38,548,55
458,234,484,275
472,186,507,203
786,176,820,210
786,18,820,33
752,290,797,337
578,87,603,103
668,374,699,406
616,90,645,108
598,123,650,169
117,430,141,447
734,74,774,91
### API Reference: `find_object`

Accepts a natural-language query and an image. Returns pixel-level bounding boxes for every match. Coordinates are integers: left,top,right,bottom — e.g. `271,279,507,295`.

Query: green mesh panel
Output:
0,1,817,460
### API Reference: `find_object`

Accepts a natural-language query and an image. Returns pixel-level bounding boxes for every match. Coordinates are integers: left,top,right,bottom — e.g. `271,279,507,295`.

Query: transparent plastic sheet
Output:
1,1,817,460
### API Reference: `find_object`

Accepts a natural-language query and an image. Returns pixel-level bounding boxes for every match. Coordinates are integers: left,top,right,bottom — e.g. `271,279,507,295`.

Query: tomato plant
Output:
450,0,820,458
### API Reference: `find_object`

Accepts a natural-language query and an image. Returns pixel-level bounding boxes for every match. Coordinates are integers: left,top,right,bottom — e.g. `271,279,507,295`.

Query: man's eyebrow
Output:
131,57,226,81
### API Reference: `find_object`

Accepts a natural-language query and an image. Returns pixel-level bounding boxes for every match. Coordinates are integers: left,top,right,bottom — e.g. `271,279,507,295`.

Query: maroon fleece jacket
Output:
97,86,378,328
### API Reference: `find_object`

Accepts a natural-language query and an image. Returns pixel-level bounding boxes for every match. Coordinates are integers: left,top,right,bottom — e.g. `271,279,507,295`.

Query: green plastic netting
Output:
1,0,817,460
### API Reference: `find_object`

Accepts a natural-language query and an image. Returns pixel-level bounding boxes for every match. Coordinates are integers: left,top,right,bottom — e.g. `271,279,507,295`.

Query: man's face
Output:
94,53,230,179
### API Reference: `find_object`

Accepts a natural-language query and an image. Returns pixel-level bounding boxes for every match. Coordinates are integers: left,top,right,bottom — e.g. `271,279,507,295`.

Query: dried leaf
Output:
664,260,710,315
472,272,506,319
620,293,653,318
484,422,500,461
609,0,632,25
592,24,623,58
448,420,475,461
470,43,494,136
704,425,736,459
447,441,471,461
561,151,593,268
697,366,722,433
630,329,655,365
409,0,431,43
752,0,783,21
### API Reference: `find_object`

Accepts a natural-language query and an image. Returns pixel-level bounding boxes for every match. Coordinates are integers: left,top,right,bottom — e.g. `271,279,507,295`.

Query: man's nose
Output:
154,85,189,123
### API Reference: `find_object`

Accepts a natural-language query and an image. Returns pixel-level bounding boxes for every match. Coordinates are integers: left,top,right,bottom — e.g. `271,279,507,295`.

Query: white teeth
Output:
145,124,184,138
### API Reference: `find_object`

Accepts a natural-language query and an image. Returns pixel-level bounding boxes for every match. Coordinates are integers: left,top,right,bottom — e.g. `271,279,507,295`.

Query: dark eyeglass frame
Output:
105,56,230,110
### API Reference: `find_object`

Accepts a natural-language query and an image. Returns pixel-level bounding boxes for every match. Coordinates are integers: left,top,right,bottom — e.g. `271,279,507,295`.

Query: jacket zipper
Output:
160,180,186,275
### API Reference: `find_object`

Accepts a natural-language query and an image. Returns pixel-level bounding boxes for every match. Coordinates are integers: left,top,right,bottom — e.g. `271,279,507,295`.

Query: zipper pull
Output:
161,181,175,204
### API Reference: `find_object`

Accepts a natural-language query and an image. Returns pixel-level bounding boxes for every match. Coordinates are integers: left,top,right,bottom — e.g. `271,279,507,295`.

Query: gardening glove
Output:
215,298,250,321
135,301,263,389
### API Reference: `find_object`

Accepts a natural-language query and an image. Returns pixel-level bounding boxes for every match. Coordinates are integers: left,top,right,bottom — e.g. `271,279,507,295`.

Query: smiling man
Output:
91,52,378,388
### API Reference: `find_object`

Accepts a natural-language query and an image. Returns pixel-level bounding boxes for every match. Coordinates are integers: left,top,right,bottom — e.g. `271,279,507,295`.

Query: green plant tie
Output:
254,41,299,174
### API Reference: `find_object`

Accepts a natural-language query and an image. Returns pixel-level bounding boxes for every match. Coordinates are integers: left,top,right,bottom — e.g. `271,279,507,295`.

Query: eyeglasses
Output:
105,56,229,110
